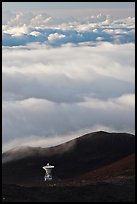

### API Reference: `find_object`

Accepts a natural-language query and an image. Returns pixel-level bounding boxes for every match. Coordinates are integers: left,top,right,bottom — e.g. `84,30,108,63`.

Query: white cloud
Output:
2,43,134,81
115,94,135,107
96,36,104,41
3,24,29,36
7,12,24,25
30,31,41,36
48,33,66,41
30,14,52,27
80,94,135,110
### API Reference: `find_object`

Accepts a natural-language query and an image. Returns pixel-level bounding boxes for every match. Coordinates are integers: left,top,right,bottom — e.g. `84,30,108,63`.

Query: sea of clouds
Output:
2,11,135,152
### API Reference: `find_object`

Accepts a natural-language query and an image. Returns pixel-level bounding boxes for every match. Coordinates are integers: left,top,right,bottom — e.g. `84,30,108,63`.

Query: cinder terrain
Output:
2,131,135,202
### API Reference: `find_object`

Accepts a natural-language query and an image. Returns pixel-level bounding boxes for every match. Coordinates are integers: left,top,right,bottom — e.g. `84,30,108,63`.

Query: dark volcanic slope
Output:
2,131,135,185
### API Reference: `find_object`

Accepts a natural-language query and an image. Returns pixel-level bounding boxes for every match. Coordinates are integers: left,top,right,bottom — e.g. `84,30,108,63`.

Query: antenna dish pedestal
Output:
42,163,54,181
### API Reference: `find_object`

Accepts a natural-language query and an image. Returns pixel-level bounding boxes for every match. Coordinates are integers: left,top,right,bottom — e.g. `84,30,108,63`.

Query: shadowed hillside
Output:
2,131,135,185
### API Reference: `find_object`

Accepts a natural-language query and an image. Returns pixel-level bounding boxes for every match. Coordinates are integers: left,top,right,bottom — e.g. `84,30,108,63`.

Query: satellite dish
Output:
42,163,54,181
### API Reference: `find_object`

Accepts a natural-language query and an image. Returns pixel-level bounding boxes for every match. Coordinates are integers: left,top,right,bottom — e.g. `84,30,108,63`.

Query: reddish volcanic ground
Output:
75,153,135,184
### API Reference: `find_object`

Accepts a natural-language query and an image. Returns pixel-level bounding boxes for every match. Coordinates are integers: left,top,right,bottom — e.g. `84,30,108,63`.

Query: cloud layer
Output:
2,11,135,152
2,11,135,47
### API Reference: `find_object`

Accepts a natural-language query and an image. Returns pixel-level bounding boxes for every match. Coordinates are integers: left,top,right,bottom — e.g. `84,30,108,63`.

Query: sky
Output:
2,2,135,10
2,2,135,18
2,2,135,152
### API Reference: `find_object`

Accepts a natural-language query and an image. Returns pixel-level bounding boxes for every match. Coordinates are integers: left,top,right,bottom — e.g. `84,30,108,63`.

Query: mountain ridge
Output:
2,130,135,161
